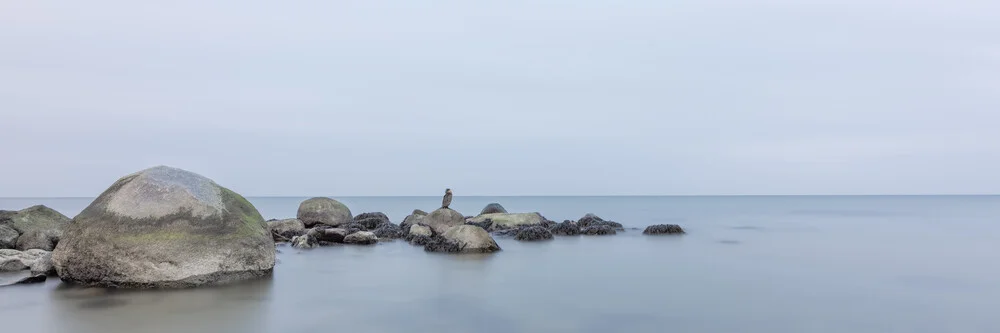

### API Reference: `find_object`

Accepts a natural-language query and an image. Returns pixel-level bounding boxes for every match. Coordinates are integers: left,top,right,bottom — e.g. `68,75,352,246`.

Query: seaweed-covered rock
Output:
291,234,317,249
51,166,275,288
267,218,306,242
372,223,403,239
576,214,624,230
468,213,545,231
643,224,685,235
423,208,466,235
0,225,18,249
425,225,500,253
479,203,508,215
296,197,352,228
581,225,617,235
340,222,366,235
407,234,435,246
515,226,553,241
550,221,581,236
354,212,391,230
344,231,378,245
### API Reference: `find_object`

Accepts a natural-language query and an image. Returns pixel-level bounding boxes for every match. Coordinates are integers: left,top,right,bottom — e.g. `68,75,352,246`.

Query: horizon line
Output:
2,194,998,199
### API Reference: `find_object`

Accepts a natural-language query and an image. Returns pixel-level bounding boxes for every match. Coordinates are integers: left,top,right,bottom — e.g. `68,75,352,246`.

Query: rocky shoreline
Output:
1,165,685,289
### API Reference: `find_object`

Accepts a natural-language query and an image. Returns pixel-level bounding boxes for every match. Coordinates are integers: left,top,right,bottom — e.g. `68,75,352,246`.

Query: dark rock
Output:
344,231,378,245
372,223,403,239
340,222,366,234
515,226,553,241
576,214,624,230
51,166,275,288
423,237,461,253
0,225,17,249
423,208,466,235
267,218,306,242
581,225,617,235
479,203,508,215
407,234,436,246
310,228,347,243
296,197,352,228
353,212,391,230
466,219,493,231
550,221,580,236
492,228,520,237
643,224,685,235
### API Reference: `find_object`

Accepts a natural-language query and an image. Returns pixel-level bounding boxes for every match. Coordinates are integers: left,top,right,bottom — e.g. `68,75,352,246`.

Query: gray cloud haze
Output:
1,0,998,196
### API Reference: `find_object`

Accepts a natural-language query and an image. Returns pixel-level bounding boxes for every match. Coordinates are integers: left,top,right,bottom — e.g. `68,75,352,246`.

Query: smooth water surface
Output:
2,196,999,333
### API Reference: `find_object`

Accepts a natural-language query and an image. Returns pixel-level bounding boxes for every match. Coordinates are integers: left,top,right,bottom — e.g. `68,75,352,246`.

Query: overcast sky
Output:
1,0,998,197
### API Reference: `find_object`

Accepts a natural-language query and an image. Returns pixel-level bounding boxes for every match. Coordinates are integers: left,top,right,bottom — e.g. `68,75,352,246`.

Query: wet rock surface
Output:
549,221,581,236
514,226,553,241
354,212,391,230
581,225,617,235
643,224,685,235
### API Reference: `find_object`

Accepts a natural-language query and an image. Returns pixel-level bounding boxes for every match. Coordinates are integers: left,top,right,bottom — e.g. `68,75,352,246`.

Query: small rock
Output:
372,223,403,239
291,235,317,249
479,203,508,215
581,225,617,235
515,226,553,241
576,214,624,230
344,231,378,245
550,221,581,236
643,224,685,235
267,218,306,242
310,228,347,244
354,212,391,230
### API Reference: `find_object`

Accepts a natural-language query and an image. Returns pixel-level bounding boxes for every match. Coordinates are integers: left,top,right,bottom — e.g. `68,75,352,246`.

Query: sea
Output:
1,195,999,333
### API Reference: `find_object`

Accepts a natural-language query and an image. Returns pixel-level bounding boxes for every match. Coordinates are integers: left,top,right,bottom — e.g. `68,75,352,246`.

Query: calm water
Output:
2,196,999,333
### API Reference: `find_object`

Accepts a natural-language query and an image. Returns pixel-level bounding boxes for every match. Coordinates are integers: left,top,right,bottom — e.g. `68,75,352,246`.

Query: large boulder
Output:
425,225,501,253
479,203,508,215
643,224,685,235
468,213,545,231
52,166,276,288
0,225,17,249
423,208,466,235
515,226,553,241
296,197,352,228
353,212,390,230
344,231,378,245
267,218,306,242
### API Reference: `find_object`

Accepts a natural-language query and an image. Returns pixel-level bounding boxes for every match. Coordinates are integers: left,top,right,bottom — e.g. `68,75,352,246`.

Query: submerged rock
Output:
643,224,685,235
515,226,553,241
423,208,466,235
0,225,18,249
296,197,352,228
267,218,306,242
479,203,508,215
372,223,403,239
468,213,545,231
344,231,378,245
425,225,500,254
52,166,275,288
354,212,391,230
549,221,581,236
581,225,617,235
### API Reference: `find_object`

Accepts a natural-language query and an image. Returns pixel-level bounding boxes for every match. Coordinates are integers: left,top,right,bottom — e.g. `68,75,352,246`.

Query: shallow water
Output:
2,196,999,333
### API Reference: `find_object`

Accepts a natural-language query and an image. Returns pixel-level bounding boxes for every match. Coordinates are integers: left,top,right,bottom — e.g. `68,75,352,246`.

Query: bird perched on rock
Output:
442,188,453,209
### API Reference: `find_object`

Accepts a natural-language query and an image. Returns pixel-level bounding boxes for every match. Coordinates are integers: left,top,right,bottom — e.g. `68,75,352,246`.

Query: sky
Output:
1,0,998,197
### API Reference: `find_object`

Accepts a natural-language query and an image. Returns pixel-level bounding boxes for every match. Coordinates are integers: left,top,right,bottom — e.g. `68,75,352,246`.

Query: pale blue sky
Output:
1,0,998,197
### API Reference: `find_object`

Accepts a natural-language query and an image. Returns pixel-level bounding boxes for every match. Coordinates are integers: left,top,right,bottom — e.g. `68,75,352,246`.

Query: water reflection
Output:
49,277,274,333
